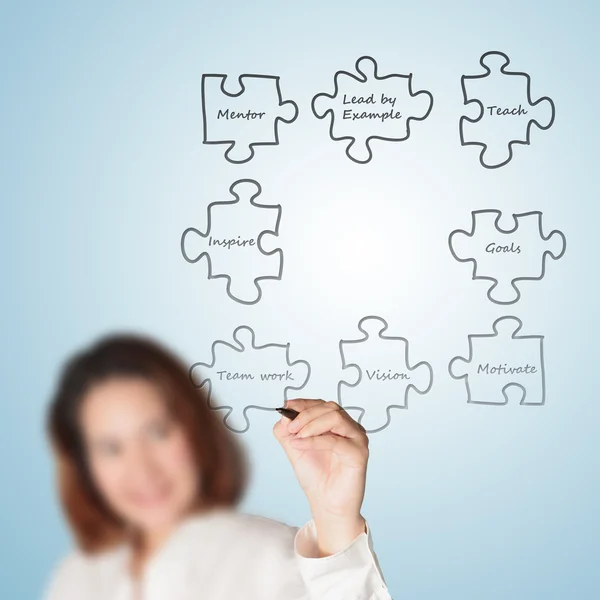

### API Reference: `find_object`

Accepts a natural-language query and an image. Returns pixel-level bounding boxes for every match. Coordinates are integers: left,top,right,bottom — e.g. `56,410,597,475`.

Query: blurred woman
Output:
43,333,392,599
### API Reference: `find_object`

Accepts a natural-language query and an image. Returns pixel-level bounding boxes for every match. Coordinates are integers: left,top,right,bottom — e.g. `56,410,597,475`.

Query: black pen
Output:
275,407,300,420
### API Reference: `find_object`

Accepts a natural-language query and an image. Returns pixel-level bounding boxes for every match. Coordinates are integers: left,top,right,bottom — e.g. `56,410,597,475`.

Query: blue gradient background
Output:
2,1,599,598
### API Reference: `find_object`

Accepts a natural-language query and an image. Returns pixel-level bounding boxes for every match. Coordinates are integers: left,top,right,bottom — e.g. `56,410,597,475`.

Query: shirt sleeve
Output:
293,519,393,600
41,552,80,600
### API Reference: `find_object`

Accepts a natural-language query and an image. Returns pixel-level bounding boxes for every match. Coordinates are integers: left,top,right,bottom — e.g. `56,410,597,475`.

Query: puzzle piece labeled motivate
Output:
202,73,299,163
460,51,555,168
189,326,311,433
449,210,566,304
312,56,433,164
449,316,545,405
337,316,433,433
181,179,282,305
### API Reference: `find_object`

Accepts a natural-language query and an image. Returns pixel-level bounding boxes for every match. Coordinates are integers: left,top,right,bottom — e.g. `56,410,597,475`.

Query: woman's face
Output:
79,376,200,534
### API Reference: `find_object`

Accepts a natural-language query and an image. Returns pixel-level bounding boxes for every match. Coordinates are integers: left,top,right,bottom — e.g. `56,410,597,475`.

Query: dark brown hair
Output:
46,332,248,554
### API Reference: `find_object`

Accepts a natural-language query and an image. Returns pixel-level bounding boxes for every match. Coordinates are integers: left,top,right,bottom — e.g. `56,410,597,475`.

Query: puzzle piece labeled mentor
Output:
181,179,282,305
202,73,298,163
449,210,566,304
190,326,311,433
337,316,433,433
460,51,555,168
449,316,545,405
312,56,433,163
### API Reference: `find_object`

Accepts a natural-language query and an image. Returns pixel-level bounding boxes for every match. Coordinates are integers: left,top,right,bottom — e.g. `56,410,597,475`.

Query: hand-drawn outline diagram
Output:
202,72,299,163
449,316,545,406
180,179,282,305
189,326,311,433
448,209,566,304
311,56,433,164
337,316,433,433
460,51,556,168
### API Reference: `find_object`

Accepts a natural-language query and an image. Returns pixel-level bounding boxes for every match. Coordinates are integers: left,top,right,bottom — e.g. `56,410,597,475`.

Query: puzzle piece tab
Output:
190,326,311,433
312,56,433,163
449,316,545,405
337,316,433,433
181,179,282,305
202,73,298,163
460,51,555,168
449,210,566,304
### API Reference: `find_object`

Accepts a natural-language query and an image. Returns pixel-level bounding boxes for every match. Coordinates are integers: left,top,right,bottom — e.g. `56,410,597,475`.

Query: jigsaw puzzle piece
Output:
338,316,433,432
181,179,283,305
202,74,298,163
449,316,545,405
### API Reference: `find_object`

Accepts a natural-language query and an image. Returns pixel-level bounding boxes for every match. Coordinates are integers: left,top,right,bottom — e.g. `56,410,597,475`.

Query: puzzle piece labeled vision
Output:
460,51,555,168
312,56,433,163
337,316,433,433
449,210,566,304
190,326,311,433
449,316,545,405
202,73,298,163
181,179,282,305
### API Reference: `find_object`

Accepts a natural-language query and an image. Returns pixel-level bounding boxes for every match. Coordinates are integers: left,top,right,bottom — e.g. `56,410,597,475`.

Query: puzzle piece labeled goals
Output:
312,56,433,163
337,316,433,433
449,316,545,405
190,326,311,433
202,73,298,163
460,51,555,168
449,210,566,304
181,179,282,305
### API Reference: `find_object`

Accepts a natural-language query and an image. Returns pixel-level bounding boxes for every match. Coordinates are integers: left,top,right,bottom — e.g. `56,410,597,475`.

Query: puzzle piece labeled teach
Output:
449,316,545,405
449,210,566,304
190,326,311,433
181,179,282,305
202,73,298,163
337,316,433,433
312,56,433,164
460,51,555,168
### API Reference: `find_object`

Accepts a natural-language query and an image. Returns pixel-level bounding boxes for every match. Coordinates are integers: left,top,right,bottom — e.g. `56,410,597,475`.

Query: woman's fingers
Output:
290,401,366,442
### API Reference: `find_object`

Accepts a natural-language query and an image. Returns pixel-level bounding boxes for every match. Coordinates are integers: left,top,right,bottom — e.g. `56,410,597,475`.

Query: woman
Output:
43,333,392,599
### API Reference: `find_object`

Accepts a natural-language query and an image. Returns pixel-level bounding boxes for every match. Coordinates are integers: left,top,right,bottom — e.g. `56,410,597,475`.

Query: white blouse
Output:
42,507,392,600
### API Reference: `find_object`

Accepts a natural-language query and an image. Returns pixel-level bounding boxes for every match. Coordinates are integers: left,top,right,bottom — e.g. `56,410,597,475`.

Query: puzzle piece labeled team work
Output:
181,179,282,305
190,326,311,433
449,210,566,304
460,51,555,168
449,316,545,405
202,73,298,163
337,316,433,433
312,56,433,163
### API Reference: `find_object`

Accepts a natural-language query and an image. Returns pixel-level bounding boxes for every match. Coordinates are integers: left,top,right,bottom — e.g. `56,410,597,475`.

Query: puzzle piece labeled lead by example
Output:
190,326,311,433
449,210,566,304
337,316,433,433
449,316,545,405
202,73,298,163
312,56,433,163
181,179,282,305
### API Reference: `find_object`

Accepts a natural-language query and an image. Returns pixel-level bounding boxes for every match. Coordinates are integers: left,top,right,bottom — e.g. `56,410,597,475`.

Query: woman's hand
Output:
273,398,369,556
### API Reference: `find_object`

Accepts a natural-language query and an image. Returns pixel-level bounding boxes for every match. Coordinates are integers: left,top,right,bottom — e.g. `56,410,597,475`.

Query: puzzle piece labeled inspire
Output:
460,51,555,168
181,179,282,305
449,210,566,304
202,73,298,163
190,326,311,433
449,316,545,405
312,56,433,163
337,316,433,433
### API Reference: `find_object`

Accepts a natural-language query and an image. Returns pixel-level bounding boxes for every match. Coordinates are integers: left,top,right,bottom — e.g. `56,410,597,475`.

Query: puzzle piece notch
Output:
181,179,283,305
460,51,556,168
338,316,433,433
202,73,299,163
449,209,566,304
449,316,545,405
190,326,311,433
312,56,433,164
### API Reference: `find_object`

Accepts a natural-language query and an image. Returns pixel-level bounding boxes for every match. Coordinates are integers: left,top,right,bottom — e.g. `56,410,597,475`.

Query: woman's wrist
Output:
311,512,367,558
